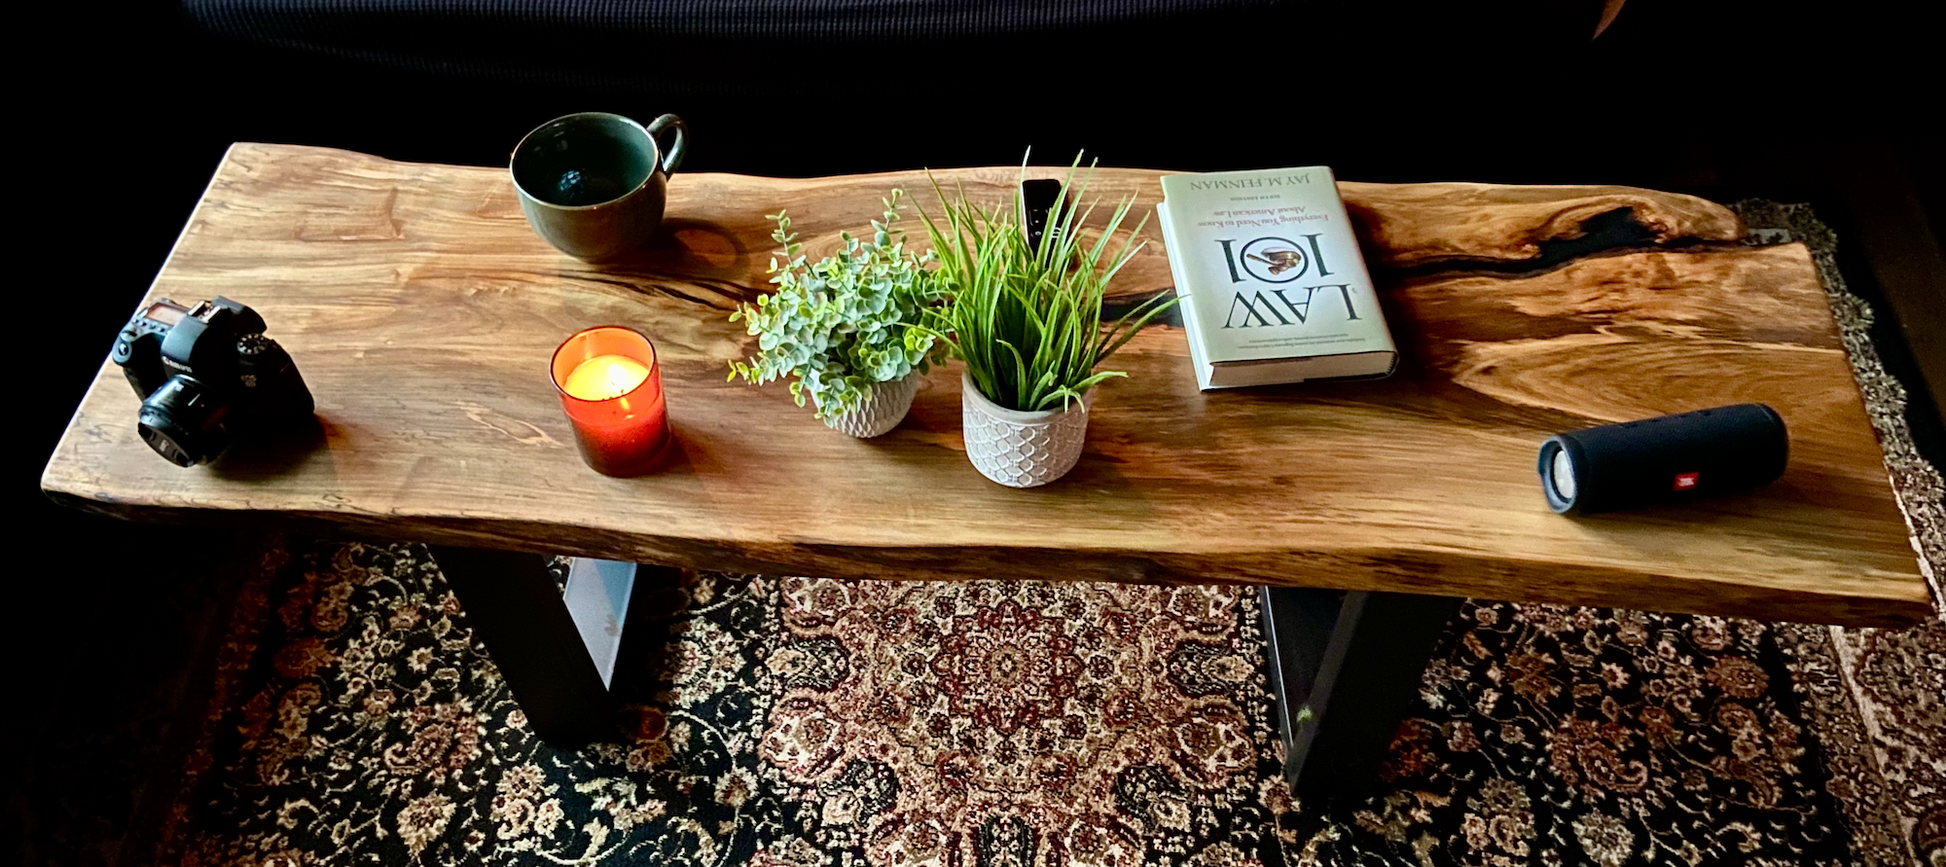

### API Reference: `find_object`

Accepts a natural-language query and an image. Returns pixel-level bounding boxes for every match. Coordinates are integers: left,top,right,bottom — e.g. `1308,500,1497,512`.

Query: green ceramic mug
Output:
510,112,688,260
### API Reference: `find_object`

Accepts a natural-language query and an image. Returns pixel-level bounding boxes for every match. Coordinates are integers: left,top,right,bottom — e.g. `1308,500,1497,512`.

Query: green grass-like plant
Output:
729,190,947,419
917,157,1177,413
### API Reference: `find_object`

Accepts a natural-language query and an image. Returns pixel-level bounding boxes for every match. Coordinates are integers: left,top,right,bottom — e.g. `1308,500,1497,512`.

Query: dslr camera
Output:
112,296,315,466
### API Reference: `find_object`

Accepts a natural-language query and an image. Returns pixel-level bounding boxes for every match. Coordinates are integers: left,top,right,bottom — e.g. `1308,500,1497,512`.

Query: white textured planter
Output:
819,371,920,438
961,372,1092,488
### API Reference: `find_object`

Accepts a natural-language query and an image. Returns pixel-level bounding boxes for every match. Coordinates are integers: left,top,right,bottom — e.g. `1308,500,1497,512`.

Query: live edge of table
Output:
39,144,1935,794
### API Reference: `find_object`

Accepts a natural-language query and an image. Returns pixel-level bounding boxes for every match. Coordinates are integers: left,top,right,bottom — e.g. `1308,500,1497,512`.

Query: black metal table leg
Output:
428,546,654,747
1260,586,1462,800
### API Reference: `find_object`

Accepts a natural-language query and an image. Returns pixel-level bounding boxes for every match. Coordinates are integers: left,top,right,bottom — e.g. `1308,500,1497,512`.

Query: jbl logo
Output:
1673,472,1699,491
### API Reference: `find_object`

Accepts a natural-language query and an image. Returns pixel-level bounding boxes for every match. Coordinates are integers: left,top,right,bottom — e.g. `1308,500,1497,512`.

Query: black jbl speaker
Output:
1538,404,1789,515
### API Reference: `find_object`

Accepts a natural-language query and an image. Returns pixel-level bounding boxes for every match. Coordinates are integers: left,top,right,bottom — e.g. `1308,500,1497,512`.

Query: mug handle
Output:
645,114,687,176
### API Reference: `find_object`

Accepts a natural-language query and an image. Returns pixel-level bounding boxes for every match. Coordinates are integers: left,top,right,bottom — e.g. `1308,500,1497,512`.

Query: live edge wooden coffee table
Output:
43,144,1931,798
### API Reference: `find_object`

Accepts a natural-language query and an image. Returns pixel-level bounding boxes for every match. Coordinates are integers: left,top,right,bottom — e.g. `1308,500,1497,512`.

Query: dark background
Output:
9,1,1940,863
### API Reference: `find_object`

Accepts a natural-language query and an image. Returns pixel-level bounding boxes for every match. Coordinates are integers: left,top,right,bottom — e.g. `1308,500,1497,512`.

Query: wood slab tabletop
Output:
43,143,1932,626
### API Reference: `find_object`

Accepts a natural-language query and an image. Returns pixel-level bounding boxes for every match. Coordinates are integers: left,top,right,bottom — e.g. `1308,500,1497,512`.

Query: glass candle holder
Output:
550,326,671,476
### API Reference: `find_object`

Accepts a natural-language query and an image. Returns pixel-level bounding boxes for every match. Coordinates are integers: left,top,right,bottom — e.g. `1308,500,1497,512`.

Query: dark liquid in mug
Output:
515,119,656,207
552,169,633,206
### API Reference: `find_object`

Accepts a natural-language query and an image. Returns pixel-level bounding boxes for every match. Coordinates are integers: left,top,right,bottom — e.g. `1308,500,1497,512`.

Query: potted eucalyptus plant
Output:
729,190,946,437
920,160,1176,487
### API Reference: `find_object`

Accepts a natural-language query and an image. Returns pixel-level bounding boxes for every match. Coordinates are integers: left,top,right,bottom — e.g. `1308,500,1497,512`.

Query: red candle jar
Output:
550,326,671,476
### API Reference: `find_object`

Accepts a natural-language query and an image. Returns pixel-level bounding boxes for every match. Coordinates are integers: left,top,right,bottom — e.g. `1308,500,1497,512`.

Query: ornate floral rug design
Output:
149,204,1944,867
155,540,1944,867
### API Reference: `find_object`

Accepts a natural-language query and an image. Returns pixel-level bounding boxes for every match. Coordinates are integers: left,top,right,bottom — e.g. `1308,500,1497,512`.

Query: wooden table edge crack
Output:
42,143,1934,795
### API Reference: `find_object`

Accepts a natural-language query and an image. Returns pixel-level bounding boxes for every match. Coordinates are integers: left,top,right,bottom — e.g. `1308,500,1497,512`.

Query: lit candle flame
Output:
563,354,650,401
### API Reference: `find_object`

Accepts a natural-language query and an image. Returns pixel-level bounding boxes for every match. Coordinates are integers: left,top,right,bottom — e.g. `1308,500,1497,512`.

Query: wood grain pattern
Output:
1339,181,1747,270
41,144,1931,626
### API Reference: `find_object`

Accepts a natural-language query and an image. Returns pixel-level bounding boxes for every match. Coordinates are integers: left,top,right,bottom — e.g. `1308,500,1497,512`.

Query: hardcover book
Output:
1157,167,1397,389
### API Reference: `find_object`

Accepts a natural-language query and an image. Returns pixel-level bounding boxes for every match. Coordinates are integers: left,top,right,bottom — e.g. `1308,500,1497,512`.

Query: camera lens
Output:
138,375,230,466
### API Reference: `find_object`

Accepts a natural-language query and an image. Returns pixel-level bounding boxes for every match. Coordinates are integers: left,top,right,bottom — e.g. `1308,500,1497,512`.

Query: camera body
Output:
112,296,315,466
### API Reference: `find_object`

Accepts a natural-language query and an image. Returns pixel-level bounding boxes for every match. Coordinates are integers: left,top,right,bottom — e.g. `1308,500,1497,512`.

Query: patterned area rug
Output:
160,546,1945,867
150,205,1945,867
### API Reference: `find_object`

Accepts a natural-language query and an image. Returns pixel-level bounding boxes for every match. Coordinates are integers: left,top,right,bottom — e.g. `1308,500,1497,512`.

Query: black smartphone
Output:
1019,178,1064,252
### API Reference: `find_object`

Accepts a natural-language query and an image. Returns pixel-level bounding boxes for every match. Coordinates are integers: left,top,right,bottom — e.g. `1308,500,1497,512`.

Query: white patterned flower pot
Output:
960,372,1092,488
819,371,920,438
